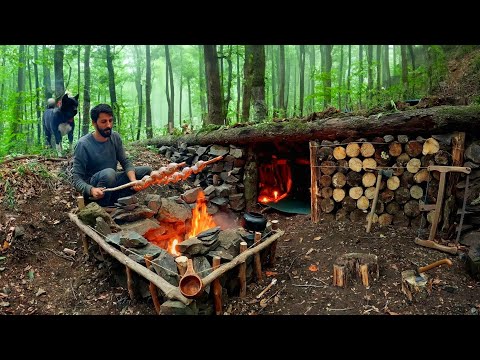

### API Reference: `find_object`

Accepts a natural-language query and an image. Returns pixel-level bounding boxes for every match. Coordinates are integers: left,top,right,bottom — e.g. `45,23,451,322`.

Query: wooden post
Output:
175,256,188,276
366,172,383,233
254,231,263,281
310,141,320,223
238,241,247,298
77,196,85,210
121,248,135,301
80,232,89,258
271,220,279,230
429,171,446,241
77,196,90,257
212,256,222,315
144,254,161,315
201,230,284,287
69,213,191,305
268,224,279,268
444,131,465,233
268,241,278,268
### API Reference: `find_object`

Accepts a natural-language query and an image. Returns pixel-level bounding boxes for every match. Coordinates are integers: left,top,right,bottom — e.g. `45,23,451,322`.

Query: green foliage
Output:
196,124,222,134
0,44,478,154
3,179,16,210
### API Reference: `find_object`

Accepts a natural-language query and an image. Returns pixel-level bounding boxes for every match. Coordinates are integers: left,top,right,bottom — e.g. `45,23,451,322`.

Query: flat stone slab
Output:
119,218,161,236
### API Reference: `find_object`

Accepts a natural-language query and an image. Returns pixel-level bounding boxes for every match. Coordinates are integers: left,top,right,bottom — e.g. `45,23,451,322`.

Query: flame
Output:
142,190,217,256
169,239,180,256
187,190,217,238
258,158,292,204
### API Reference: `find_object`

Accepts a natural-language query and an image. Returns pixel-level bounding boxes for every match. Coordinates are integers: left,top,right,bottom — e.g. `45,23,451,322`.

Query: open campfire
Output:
73,188,282,315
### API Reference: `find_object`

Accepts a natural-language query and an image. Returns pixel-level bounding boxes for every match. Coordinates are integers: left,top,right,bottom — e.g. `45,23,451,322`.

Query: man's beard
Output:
98,128,112,138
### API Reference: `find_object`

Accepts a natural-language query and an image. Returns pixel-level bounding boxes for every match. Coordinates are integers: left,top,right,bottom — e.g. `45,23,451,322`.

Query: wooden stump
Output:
333,253,379,288
401,270,431,301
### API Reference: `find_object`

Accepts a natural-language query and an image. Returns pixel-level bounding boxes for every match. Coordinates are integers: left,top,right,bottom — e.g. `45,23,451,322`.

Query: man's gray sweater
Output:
72,131,134,198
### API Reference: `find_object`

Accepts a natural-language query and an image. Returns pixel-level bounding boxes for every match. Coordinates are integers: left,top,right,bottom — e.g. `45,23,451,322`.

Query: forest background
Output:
0,44,478,159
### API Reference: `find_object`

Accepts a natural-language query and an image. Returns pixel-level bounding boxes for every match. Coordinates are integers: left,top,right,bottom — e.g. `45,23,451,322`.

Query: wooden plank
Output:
310,140,320,223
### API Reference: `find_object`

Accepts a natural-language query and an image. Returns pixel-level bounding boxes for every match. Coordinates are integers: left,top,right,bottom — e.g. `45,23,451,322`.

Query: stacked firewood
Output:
313,135,452,228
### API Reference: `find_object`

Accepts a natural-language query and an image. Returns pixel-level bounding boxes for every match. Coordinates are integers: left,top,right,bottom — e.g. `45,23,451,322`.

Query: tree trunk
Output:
338,45,343,110
204,45,223,125
106,45,121,129
299,45,305,116
401,45,409,98
76,45,82,139
424,45,433,95
236,45,241,123
251,45,267,122
376,45,381,104
383,45,391,88
358,45,364,109
187,77,192,121
12,45,26,144
222,46,233,123
143,106,480,147
285,49,290,113
408,45,416,96
145,45,153,139
346,45,352,110
324,45,333,107
242,45,253,122
310,45,316,112
165,45,175,134
278,45,286,117
179,72,183,125
42,45,53,100
33,45,41,144
198,45,206,122
54,45,64,100
82,45,91,136
134,45,144,141
270,45,277,116
367,45,374,106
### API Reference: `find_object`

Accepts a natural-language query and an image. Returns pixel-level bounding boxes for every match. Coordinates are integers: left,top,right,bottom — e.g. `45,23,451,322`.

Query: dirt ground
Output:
0,147,479,316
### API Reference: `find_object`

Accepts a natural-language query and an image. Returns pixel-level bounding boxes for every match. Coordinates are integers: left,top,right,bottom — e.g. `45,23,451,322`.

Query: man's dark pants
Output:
90,166,152,206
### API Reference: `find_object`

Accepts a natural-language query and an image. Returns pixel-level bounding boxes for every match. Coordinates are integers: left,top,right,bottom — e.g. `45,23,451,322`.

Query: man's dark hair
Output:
90,104,113,122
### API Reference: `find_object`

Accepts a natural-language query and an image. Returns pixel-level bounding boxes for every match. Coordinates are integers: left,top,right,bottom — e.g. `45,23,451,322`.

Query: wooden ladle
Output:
179,258,204,299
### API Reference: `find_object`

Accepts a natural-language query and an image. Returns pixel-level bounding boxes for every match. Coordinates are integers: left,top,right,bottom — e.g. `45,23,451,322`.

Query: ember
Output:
258,157,292,204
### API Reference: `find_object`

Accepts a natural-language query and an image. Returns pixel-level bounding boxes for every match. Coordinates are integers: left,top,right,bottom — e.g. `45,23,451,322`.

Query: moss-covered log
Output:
139,105,480,147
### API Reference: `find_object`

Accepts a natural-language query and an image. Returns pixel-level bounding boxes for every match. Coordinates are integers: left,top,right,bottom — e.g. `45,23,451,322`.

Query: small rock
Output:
63,248,76,257
36,288,46,297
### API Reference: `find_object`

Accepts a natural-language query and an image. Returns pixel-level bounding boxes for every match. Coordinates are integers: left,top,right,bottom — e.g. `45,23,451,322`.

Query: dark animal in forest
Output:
43,93,79,156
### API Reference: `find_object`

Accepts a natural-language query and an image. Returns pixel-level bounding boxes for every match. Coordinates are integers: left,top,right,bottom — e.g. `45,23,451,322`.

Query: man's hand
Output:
90,187,106,200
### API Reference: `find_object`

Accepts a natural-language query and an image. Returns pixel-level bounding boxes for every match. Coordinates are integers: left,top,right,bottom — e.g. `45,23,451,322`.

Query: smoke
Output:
212,210,241,230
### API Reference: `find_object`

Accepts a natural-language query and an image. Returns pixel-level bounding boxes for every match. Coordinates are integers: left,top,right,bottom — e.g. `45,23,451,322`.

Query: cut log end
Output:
401,270,430,302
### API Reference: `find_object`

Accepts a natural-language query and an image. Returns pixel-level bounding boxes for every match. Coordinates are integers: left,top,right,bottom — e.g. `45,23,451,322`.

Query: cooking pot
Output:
242,212,267,232
179,258,204,299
